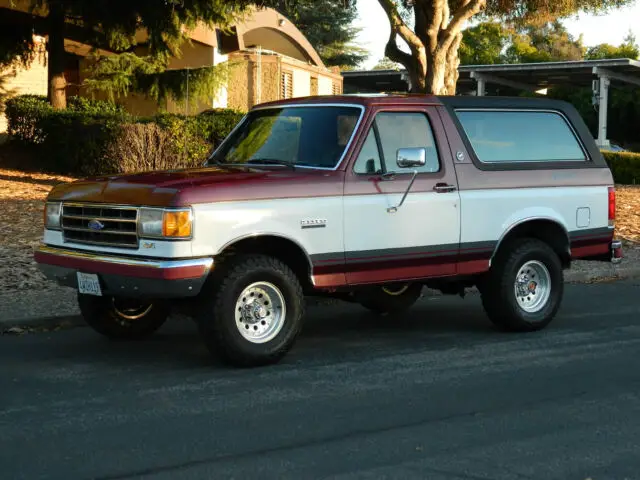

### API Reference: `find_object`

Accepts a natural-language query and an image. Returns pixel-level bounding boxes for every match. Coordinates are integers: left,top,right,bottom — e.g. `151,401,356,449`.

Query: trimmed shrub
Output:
5,94,53,144
602,150,640,185
3,94,245,176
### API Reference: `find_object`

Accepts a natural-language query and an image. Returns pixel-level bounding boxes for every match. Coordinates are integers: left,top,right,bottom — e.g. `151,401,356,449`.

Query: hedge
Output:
602,150,640,185
4,95,245,176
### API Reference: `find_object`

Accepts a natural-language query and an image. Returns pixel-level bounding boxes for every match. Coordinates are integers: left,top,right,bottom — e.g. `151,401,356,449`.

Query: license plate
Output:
77,272,102,296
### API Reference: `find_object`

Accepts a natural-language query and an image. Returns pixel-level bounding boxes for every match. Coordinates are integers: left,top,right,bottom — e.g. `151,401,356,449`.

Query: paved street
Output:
1,279,640,480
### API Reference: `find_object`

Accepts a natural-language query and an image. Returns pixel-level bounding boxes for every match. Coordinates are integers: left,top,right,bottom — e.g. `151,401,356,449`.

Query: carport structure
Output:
342,58,640,148
462,59,640,148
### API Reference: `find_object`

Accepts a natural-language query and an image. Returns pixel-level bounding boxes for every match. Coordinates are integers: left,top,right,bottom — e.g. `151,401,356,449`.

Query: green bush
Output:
602,150,640,185
4,94,245,176
5,94,53,144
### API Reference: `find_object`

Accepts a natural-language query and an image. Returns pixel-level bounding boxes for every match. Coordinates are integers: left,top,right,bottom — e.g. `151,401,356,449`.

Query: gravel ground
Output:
0,166,638,324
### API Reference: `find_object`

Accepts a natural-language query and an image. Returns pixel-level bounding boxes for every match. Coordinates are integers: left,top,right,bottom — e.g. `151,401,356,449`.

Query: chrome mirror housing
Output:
396,147,426,169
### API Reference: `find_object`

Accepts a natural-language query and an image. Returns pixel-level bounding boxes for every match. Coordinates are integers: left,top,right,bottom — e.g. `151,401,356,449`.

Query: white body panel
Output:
343,191,460,251
459,186,610,244
190,197,344,258
42,185,610,265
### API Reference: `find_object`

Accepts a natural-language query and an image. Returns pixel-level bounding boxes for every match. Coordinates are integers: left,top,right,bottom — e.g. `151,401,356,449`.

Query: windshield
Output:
208,105,362,169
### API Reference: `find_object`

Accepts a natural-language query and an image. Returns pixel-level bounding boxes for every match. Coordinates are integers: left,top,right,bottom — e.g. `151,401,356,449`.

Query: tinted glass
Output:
353,128,383,174
209,106,361,169
375,112,440,173
456,110,587,163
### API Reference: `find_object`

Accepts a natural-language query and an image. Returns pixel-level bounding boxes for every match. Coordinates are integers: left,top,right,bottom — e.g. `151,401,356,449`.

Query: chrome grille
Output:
61,203,139,249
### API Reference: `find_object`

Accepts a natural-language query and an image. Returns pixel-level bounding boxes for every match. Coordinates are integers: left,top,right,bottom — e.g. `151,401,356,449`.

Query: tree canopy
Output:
460,20,639,65
377,0,635,94
1,0,274,109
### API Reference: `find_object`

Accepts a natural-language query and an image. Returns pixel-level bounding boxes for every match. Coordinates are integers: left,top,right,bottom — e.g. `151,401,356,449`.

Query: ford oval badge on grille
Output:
87,219,105,231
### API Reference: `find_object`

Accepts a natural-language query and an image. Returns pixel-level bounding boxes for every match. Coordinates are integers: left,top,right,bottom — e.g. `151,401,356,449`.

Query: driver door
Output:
343,107,461,285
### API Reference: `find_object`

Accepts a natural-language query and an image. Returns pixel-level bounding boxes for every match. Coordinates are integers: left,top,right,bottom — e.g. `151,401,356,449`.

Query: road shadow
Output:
31,294,503,373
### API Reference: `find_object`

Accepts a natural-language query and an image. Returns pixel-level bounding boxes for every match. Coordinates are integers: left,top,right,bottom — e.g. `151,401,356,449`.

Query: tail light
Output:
608,186,616,227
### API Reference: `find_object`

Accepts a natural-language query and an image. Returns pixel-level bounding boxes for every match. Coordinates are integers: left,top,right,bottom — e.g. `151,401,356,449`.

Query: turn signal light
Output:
163,210,192,238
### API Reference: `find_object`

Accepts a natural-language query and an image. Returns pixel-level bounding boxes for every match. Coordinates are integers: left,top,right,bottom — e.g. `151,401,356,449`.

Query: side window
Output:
353,127,383,174
455,110,587,163
374,112,441,173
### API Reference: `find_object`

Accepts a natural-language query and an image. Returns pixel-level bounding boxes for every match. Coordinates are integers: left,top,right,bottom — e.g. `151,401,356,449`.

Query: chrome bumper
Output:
611,240,623,264
34,245,214,298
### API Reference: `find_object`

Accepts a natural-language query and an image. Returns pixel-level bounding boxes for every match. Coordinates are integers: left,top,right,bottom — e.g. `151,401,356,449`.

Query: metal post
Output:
597,74,610,148
476,76,486,96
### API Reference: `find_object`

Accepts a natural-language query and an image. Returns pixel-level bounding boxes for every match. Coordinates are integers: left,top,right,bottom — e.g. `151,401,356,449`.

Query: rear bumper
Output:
34,245,213,298
572,239,623,264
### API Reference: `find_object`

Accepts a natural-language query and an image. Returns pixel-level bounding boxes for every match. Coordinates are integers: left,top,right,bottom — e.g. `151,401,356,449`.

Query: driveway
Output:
1,279,640,479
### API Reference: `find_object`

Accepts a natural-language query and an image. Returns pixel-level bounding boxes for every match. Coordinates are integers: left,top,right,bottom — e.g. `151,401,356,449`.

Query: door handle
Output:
433,183,457,193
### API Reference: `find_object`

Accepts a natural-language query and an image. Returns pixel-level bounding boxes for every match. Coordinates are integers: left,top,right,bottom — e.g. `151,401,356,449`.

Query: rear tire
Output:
480,238,564,332
78,294,169,340
197,254,305,367
355,283,423,315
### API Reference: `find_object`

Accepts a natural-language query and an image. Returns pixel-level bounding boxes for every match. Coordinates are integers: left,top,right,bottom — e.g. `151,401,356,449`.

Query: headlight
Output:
44,202,62,230
139,207,192,239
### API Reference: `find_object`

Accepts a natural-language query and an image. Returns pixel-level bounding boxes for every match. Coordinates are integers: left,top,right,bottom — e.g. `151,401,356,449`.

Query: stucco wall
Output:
227,58,252,112
227,51,343,111
0,47,47,134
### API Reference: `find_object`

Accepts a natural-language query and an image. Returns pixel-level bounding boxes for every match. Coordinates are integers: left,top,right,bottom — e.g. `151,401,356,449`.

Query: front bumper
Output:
34,245,214,298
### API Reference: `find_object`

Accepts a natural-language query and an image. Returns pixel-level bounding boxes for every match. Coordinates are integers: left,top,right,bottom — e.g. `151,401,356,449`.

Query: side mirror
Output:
387,147,426,214
397,147,426,169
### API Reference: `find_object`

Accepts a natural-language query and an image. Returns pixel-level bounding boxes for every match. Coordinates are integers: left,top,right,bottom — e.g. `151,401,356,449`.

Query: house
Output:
0,3,343,131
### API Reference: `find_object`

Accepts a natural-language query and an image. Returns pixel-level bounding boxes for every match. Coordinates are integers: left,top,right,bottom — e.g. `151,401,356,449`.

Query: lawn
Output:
0,167,638,293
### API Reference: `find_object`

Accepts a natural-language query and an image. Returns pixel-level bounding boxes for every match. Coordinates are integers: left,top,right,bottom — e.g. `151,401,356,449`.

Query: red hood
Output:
47,165,344,206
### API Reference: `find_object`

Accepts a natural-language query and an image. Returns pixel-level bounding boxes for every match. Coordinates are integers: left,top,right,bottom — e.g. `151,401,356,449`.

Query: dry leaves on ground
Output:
0,168,638,293
0,168,75,292
615,186,640,246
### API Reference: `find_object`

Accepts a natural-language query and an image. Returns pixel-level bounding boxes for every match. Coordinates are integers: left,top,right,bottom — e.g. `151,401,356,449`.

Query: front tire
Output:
77,294,169,340
197,255,305,367
480,238,564,332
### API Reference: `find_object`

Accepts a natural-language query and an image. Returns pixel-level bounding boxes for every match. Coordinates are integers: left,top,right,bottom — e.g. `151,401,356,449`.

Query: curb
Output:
564,266,640,283
1,267,639,334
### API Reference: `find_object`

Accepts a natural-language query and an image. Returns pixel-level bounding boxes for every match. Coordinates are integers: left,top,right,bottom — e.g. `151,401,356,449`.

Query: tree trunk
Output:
47,2,67,109
424,50,448,95
444,34,462,95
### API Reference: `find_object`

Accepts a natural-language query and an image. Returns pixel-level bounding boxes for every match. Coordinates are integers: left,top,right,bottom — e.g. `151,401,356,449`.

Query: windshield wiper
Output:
245,158,296,169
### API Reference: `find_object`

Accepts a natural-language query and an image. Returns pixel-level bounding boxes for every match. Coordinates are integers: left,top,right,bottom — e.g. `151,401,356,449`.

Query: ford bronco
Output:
35,94,623,366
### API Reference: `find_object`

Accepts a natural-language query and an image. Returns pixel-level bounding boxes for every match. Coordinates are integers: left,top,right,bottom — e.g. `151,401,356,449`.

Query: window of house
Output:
353,112,441,174
455,109,587,163
281,71,293,99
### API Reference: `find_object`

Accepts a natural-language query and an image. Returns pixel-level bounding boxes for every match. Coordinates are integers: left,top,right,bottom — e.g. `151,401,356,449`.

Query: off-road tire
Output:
480,238,564,332
355,283,423,315
77,294,169,340
197,254,305,367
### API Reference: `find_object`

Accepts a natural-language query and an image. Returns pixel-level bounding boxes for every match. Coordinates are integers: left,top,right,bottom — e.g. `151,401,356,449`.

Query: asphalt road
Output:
1,279,640,480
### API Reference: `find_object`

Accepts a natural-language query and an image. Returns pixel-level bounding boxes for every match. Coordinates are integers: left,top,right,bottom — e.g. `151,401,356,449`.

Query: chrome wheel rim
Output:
514,260,551,313
112,298,153,321
235,282,286,344
382,284,410,296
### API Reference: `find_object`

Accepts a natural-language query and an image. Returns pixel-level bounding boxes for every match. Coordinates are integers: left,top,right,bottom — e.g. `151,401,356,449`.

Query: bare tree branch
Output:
377,0,423,52
384,28,413,67
443,0,486,48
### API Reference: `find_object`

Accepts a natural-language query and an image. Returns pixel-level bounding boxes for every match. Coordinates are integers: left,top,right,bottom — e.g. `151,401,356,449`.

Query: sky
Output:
352,0,640,69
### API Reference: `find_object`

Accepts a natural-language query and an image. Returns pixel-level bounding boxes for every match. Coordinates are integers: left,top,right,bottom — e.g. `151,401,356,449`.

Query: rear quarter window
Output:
455,110,587,163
